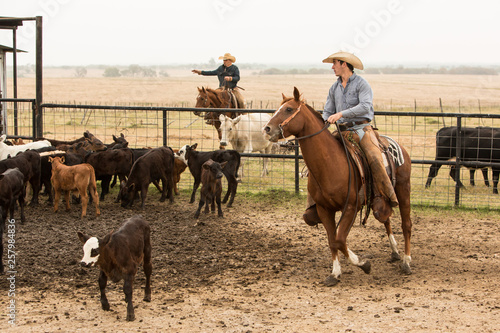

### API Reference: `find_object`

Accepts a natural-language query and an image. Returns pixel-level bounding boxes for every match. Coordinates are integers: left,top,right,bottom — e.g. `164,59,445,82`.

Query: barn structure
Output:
0,44,26,134
0,16,43,136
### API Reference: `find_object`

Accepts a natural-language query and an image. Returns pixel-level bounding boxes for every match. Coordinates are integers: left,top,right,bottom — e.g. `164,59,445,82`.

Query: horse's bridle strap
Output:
279,103,330,141
279,104,302,128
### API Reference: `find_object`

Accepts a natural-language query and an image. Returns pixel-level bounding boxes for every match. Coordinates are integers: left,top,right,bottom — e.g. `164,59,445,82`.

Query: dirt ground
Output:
0,189,499,333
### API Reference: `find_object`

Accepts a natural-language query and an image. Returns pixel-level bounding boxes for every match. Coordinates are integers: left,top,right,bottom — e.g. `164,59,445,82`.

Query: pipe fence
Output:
1,98,500,210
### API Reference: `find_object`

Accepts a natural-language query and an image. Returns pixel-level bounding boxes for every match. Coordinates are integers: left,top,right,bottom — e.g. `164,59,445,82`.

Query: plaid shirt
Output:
322,73,374,123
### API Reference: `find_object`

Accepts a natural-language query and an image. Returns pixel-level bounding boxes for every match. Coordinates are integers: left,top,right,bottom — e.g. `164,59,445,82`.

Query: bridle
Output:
277,103,330,143
197,92,211,108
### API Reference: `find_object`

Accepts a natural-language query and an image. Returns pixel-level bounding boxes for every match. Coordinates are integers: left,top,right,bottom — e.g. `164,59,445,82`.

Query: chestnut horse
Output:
194,87,242,149
263,87,412,287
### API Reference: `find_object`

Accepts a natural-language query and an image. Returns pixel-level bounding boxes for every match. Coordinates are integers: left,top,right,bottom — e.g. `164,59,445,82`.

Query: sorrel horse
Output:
194,87,242,149
263,87,412,287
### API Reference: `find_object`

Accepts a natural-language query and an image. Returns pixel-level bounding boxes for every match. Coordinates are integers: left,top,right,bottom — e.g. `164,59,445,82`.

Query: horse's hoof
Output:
359,260,371,274
389,252,401,263
323,275,340,287
400,262,412,275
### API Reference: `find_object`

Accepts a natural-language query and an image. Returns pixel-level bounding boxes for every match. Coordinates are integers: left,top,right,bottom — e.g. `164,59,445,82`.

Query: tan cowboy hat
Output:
322,51,364,70
218,53,236,63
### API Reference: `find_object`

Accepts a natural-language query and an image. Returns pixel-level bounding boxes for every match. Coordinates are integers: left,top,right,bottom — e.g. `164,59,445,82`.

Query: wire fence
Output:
2,98,500,210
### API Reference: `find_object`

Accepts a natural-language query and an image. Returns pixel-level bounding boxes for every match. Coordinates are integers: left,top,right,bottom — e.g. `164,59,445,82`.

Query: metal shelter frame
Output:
0,16,43,137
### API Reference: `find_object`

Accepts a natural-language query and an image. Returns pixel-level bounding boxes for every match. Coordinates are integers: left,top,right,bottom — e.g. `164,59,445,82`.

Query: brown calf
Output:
48,156,100,218
77,215,152,322
0,168,26,273
194,159,227,218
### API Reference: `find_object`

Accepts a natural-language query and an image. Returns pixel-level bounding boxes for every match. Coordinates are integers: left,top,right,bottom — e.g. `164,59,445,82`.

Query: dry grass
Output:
9,69,500,111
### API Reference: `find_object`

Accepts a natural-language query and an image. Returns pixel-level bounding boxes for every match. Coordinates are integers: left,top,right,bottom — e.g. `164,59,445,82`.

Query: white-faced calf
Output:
195,159,227,218
77,215,152,322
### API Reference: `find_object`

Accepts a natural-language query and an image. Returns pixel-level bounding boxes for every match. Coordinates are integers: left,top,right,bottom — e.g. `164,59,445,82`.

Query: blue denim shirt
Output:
322,73,374,123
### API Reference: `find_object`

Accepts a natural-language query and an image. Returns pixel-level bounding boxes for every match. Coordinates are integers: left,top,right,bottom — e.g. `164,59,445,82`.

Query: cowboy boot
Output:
361,128,399,208
303,193,321,226
303,204,321,226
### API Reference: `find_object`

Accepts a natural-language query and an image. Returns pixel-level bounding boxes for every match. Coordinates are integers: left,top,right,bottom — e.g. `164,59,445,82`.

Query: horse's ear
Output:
219,114,226,123
233,115,242,125
281,93,287,101
293,87,301,102
202,87,206,93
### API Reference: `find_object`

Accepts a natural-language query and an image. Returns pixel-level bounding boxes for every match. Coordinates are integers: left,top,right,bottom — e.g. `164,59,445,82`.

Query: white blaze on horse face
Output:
270,104,286,121
81,237,100,266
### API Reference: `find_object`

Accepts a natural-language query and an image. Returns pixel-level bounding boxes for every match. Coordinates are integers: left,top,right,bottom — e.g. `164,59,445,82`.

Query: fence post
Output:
454,117,462,206
294,138,300,193
32,100,37,139
35,16,43,138
162,109,167,147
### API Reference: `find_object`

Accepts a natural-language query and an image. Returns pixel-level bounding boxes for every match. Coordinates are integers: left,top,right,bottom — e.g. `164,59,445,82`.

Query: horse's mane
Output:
204,87,230,104
304,103,325,123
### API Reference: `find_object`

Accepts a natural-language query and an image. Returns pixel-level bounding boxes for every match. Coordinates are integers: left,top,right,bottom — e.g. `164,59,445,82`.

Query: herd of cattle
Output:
0,123,499,320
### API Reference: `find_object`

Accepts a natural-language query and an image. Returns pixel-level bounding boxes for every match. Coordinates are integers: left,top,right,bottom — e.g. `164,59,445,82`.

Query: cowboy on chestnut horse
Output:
303,51,399,226
192,52,245,109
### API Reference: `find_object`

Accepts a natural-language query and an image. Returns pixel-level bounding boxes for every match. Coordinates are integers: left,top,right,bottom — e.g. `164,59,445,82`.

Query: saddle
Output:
215,88,237,108
338,130,404,225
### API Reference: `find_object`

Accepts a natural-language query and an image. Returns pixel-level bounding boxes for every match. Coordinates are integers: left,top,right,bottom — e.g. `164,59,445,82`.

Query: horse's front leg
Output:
383,218,402,263
316,205,343,286
319,204,370,287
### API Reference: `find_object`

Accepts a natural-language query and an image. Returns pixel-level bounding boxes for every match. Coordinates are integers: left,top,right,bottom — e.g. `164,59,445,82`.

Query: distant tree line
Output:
103,65,169,78
363,66,498,75
255,65,499,76
255,68,331,75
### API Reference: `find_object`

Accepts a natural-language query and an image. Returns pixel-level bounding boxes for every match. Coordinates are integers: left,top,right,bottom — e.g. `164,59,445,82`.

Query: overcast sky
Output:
1,0,499,67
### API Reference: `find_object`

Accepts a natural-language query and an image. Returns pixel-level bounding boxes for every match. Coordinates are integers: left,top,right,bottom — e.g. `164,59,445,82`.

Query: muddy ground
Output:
0,189,499,332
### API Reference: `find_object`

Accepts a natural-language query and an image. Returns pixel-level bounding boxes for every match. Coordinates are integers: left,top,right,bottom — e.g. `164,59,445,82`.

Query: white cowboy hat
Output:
322,51,364,70
218,53,236,63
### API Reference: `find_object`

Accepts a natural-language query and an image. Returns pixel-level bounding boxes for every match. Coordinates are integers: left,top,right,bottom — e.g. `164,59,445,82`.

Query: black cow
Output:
77,215,152,321
0,168,26,273
178,143,240,207
426,126,500,193
0,150,41,205
118,147,175,208
195,159,227,218
84,148,134,201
